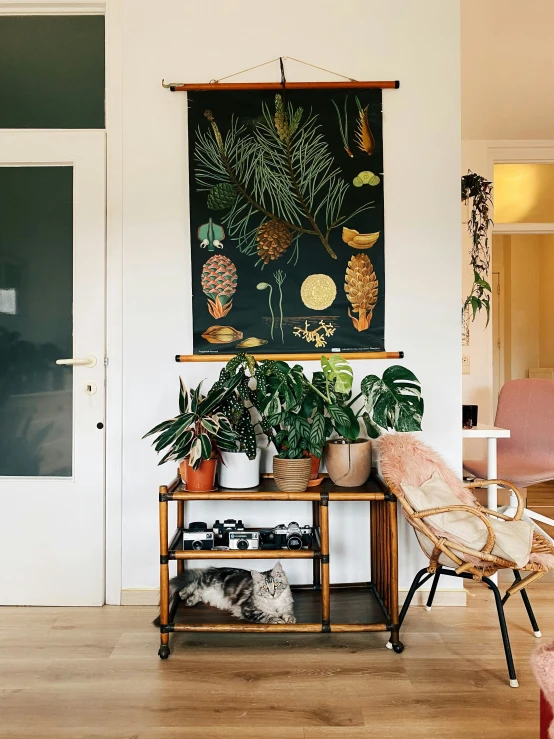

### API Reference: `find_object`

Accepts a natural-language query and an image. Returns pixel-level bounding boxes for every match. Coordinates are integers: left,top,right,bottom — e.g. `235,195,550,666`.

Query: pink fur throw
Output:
531,641,554,738
377,433,476,506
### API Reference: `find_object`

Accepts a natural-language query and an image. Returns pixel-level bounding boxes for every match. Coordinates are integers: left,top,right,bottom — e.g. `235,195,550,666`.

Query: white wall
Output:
120,0,462,592
462,0,554,140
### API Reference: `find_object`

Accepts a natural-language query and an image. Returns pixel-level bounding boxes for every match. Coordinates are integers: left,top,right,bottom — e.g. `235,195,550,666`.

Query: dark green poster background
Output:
188,88,384,355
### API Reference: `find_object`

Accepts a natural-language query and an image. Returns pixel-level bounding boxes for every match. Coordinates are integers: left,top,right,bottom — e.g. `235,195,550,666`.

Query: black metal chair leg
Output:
484,575,519,688
513,570,542,637
386,568,431,651
425,568,442,611
399,568,433,627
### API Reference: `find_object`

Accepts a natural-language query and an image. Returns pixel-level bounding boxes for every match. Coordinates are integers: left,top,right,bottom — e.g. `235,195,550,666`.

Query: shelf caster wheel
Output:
391,641,404,654
158,645,170,660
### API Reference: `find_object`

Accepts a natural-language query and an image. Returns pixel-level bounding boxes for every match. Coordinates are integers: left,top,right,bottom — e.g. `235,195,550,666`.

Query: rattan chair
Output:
378,433,554,688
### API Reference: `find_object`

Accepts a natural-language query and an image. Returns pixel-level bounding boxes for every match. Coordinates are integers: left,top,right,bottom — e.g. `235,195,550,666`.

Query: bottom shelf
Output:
168,584,391,632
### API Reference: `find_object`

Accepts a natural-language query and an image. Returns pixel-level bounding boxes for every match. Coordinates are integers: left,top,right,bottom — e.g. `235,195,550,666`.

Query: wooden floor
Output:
0,582,551,738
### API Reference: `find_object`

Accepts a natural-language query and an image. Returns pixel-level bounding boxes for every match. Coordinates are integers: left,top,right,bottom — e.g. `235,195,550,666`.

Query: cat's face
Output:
252,563,288,599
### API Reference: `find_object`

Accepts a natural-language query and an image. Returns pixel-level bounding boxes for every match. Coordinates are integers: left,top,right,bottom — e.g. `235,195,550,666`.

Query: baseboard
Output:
399,588,467,607
499,569,554,583
122,587,467,607
121,589,159,605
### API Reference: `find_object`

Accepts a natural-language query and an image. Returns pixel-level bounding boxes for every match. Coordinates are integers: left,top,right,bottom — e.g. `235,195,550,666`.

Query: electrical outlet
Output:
462,355,470,375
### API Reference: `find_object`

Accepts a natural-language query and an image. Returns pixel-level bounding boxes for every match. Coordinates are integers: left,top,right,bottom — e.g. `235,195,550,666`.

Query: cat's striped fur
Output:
153,562,295,626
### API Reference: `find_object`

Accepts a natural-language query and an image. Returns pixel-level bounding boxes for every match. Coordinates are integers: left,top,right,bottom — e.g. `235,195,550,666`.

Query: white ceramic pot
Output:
219,448,261,489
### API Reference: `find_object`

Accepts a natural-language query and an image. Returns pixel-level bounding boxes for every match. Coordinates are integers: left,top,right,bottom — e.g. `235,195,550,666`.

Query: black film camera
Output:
182,521,214,551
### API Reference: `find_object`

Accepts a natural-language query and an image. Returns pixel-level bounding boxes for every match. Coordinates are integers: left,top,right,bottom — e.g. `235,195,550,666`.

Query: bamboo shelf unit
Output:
158,474,401,658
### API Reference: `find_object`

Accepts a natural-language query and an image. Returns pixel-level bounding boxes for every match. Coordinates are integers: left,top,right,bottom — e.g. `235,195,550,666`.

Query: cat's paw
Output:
282,614,296,624
268,616,285,624
182,595,200,607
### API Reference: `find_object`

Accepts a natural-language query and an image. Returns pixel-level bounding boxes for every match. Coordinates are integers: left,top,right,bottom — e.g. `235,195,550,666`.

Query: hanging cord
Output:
162,56,359,88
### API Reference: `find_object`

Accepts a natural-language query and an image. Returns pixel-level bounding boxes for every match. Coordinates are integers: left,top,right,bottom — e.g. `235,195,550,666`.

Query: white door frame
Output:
0,0,124,604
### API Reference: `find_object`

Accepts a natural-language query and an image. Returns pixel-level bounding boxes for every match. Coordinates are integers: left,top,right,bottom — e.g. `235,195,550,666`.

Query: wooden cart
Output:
157,474,401,658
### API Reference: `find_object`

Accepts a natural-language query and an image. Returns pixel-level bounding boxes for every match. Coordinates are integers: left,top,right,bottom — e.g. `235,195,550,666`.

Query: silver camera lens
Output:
237,539,249,550
286,535,303,550
192,540,203,550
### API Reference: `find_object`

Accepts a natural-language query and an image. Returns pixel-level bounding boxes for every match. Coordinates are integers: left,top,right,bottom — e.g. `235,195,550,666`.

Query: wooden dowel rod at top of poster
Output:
167,81,400,92
175,351,404,363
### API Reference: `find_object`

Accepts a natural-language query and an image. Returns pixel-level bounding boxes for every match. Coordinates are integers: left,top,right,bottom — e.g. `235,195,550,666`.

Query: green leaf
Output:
199,433,212,460
327,404,351,427
293,414,311,439
188,437,203,469
201,417,219,435
320,355,353,395
361,365,423,435
470,295,480,321
142,418,177,440
309,413,326,457
179,378,189,414
333,405,360,441
362,411,382,440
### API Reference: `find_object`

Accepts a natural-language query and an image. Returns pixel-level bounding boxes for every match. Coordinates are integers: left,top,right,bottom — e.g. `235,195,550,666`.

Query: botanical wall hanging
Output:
185,83,387,356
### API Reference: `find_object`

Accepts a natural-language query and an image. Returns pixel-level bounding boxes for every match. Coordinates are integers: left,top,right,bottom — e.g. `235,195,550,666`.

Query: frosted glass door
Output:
0,166,73,477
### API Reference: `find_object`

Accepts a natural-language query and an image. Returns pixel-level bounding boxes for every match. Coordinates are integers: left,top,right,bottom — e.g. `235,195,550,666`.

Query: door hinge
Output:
497,283,501,295
104,356,109,367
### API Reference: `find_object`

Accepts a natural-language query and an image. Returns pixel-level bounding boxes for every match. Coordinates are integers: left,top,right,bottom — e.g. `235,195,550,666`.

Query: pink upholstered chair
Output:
465,379,554,526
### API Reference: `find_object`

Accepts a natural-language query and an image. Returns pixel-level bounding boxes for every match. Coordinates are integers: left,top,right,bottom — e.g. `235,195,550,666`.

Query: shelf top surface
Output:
168,474,387,499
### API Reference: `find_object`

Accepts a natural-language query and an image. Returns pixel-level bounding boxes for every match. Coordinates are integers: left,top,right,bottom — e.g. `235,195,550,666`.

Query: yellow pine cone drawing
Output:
256,219,293,264
344,253,378,332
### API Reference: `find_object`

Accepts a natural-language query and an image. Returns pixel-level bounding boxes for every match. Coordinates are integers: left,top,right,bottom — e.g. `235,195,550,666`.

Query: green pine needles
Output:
194,95,373,264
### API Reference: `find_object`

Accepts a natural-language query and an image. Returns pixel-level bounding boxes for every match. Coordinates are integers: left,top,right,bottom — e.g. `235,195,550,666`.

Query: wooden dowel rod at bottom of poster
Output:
175,351,404,363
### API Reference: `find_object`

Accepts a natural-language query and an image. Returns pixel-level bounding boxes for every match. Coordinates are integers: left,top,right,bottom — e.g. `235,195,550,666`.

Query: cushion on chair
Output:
401,472,534,568
464,456,554,488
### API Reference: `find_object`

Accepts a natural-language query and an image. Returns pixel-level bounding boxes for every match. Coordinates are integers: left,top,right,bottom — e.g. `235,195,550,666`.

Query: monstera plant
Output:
316,357,424,487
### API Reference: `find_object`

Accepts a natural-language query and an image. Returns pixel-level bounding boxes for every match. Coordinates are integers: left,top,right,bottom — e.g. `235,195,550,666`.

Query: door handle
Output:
56,355,97,368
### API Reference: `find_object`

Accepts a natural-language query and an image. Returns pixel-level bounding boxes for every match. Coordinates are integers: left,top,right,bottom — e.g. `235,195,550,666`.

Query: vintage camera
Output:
274,522,313,550
259,528,278,549
228,530,260,550
182,521,214,551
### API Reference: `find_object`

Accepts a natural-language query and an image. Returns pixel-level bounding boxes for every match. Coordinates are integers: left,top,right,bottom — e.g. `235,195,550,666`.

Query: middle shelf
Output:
168,526,322,560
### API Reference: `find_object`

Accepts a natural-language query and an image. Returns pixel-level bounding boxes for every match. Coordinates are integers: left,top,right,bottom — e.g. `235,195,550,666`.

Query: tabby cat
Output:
153,562,295,626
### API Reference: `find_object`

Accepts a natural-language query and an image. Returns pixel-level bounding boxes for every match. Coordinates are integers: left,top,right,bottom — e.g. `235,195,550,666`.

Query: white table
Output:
462,423,511,511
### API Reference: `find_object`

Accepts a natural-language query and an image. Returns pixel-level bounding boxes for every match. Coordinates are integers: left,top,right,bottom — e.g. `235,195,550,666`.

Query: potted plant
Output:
305,357,424,487
214,354,262,489
143,374,241,492
255,360,313,492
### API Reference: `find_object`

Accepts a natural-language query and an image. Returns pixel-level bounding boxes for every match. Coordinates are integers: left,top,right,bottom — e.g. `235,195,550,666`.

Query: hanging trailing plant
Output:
461,171,493,325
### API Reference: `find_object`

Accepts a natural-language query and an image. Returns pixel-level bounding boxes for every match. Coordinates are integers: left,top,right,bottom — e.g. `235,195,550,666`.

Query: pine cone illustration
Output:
256,219,293,264
344,253,378,331
201,254,238,319
207,183,237,210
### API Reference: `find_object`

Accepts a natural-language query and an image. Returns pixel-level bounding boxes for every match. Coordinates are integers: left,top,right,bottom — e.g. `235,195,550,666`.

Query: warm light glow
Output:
494,164,554,223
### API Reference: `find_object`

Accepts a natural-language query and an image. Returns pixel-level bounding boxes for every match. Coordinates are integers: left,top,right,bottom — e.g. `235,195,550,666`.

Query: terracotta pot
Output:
180,455,217,492
324,439,372,487
273,457,312,492
309,454,321,480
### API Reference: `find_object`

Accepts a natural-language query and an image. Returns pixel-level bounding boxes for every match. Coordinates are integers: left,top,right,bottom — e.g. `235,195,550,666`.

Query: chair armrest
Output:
412,504,496,555
464,479,525,520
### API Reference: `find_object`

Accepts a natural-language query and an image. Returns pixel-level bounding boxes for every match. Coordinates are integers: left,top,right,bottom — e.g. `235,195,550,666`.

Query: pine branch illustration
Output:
194,98,374,261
